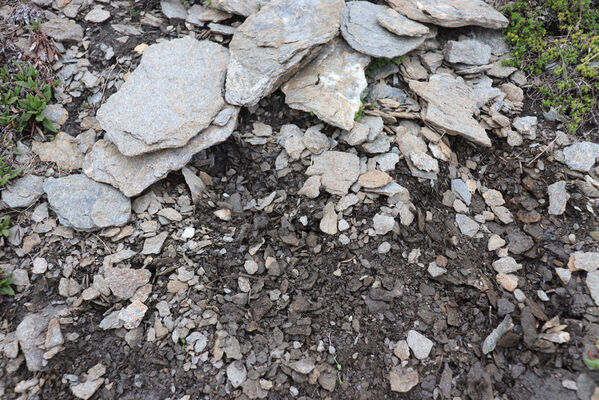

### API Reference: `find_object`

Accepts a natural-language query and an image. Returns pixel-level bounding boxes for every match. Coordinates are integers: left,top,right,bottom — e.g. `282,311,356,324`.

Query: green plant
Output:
180,338,187,350
365,56,405,76
25,18,41,31
0,217,10,237
0,269,15,297
354,104,365,122
203,0,212,7
501,0,599,132
585,338,599,369
0,155,21,187
0,62,57,136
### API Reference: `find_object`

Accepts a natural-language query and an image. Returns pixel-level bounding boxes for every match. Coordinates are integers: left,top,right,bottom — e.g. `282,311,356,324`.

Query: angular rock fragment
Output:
482,315,513,354
305,151,360,196
386,0,509,29
212,0,272,16
282,38,370,131
225,0,344,106
562,142,599,172
341,1,428,58
43,175,131,231
444,39,492,65
568,252,599,272
84,107,238,197
548,181,569,215
1,175,44,208
97,37,229,156
104,266,151,300
390,366,419,393
32,132,85,170
409,74,491,146
377,7,429,37
41,18,84,42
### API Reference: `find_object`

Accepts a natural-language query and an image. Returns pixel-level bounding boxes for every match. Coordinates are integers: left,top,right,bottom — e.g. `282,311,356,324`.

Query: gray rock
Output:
373,213,395,235
161,0,188,19
97,37,229,156
341,2,427,59
282,38,370,131
513,116,538,139
569,252,599,272
289,358,315,374
506,230,533,255
444,39,492,65
548,181,569,215
84,6,111,23
142,232,168,255
212,0,272,16
104,266,151,300
562,142,599,172
471,27,510,56
16,313,49,371
482,315,513,354
84,107,239,197
43,174,131,231
466,75,503,108
406,330,433,359
588,271,599,306
42,104,68,126
32,132,84,170
207,23,237,35
225,0,344,106
455,214,479,237
451,179,471,205
492,257,522,274
390,366,419,393
377,7,429,37
386,0,508,29
320,202,338,235
227,361,247,388
305,151,360,196
187,4,232,24
409,74,491,146
71,364,105,400
182,167,206,204
1,175,44,208
41,18,83,42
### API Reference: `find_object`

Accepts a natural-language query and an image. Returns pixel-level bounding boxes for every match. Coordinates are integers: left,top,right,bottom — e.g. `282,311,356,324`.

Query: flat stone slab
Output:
41,18,84,42
386,0,508,29
444,39,492,65
1,175,44,208
211,0,272,16
225,0,344,107
305,151,360,196
43,174,131,231
32,132,84,170
409,74,491,146
562,142,599,172
97,37,229,156
282,38,370,131
377,7,429,37
341,1,427,58
84,107,239,197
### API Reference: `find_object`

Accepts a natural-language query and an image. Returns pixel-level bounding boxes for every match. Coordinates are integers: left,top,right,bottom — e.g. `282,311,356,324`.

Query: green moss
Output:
501,0,599,132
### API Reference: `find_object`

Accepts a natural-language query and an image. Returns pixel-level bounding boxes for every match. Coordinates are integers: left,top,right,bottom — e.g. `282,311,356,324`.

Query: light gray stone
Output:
97,37,229,156
373,213,395,235
482,315,512,354
186,4,232,23
451,179,471,206
104,266,151,300
548,181,569,215
289,358,315,374
492,257,522,274
41,18,83,42
142,232,168,255
377,7,429,37
32,132,84,170
305,151,360,196
444,39,491,65
225,0,344,106
455,214,479,237
406,330,433,360
1,175,44,208
409,74,491,146
16,313,49,371
587,271,599,306
390,366,419,393
182,167,206,204
42,104,68,126
212,0,272,16
320,202,338,235
84,107,239,197
84,6,111,23
386,0,508,29
161,0,188,19
562,142,599,172
282,38,370,131
43,174,131,231
341,1,427,59
227,361,247,388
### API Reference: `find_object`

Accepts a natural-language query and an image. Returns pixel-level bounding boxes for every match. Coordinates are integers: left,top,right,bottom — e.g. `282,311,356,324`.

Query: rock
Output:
42,104,68,126
506,230,533,255
84,6,111,23
298,175,321,199
496,273,518,292
84,107,239,197
562,142,599,172
444,39,491,65
45,318,63,350
456,214,479,237
389,366,419,393
212,0,272,16
359,170,393,189
555,268,572,285
244,260,259,275
386,0,508,29
394,340,410,360
32,132,84,170
548,181,570,215
341,2,427,58
182,167,206,204
282,38,370,131
97,37,229,156
208,23,237,35
406,330,433,359
513,116,538,139
41,18,83,42
225,0,344,106
492,257,522,274
482,189,505,207
373,213,395,235
290,358,315,374
451,179,471,205
409,74,491,147
377,7,429,37
410,151,438,173
587,271,599,306
142,232,168,255
319,202,338,235
119,299,148,329
428,262,447,278
104,266,151,300
568,252,599,272
482,315,513,354
466,362,493,400
16,313,48,371
214,209,231,221
303,126,330,154
342,116,384,146
161,0,187,19
187,4,232,23
1,175,44,208
43,175,131,231
71,364,106,400
227,361,247,388
32,257,48,274
305,151,360,196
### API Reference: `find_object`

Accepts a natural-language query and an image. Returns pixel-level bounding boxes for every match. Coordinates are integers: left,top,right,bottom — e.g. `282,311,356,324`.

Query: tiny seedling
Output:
0,217,10,237
25,18,41,32
0,269,15,297
354,105,365,122
334,356,343,385
180,338,187,350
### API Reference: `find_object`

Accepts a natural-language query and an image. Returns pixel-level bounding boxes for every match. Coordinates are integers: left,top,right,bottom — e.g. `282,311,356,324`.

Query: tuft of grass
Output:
0,155,21,187
354,104,365,122
0,268,15,297
365,56,406,76
501,0,599,132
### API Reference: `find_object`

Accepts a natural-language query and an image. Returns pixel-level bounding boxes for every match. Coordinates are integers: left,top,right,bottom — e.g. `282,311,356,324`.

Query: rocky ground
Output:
1,0,599,399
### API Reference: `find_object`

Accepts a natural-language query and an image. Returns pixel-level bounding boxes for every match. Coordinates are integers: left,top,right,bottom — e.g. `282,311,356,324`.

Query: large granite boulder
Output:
282,38,370,131
225,0,345,107
97,37,229,156
386,0,508,29
84,107,239,197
